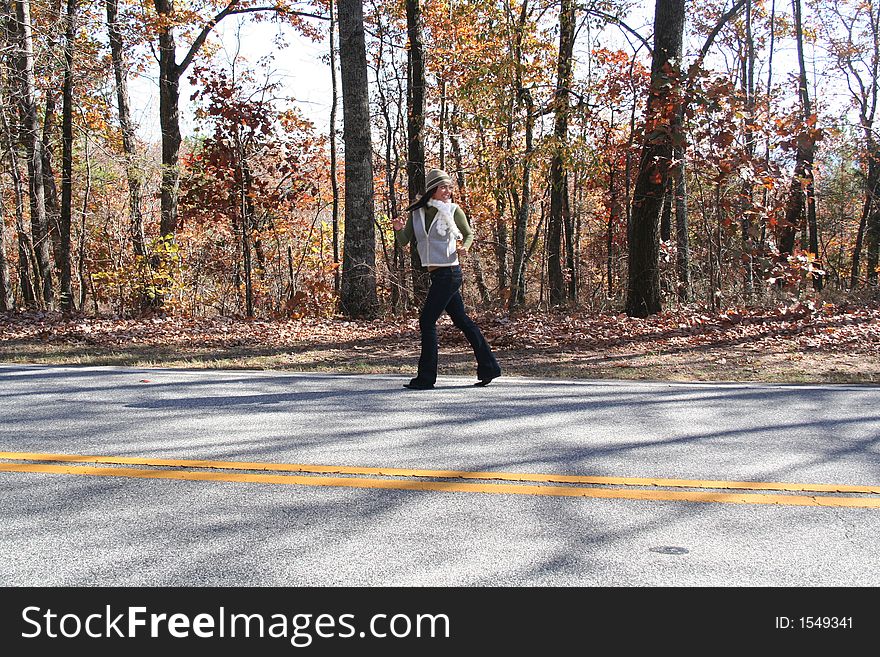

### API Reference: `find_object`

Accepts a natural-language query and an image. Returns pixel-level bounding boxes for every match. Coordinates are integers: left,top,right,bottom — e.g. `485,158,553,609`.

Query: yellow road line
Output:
0,459,879,509
0,450,877,495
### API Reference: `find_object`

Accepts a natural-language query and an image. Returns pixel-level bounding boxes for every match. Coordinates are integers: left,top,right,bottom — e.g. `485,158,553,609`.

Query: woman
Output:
392,168,501,390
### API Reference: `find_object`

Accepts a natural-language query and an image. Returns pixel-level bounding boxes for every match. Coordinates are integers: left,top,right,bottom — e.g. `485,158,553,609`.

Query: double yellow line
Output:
1,451,879,508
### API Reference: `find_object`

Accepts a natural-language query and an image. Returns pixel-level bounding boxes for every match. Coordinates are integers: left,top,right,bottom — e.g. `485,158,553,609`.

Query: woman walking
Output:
392,169,501,390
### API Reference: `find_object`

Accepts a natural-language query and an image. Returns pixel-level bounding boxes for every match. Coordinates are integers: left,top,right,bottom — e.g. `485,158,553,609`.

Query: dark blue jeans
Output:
415,265,500,385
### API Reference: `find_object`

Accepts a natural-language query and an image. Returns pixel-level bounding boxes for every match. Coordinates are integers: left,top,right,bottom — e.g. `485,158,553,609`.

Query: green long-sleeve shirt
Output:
395,205,474,250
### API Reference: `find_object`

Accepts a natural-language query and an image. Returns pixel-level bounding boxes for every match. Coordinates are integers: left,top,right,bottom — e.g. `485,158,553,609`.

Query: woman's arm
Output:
454,207,473,250
392,214,415,246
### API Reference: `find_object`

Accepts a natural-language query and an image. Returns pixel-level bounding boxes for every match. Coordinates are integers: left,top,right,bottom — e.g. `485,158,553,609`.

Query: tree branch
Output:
684,0,749,94
175,2,329,78
583,8,652,54
697,0,749,61
229,7,328,21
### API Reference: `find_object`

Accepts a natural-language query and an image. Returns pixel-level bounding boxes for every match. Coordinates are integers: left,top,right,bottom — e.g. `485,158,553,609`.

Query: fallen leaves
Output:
444,302,880,367
1,301,878,367
0,314,412,350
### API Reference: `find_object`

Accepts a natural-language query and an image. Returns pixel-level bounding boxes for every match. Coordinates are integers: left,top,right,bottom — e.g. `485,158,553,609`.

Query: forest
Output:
0,0,878,323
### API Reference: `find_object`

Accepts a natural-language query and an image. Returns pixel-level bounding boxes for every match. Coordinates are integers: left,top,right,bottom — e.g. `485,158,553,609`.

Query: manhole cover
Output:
649,546,689,555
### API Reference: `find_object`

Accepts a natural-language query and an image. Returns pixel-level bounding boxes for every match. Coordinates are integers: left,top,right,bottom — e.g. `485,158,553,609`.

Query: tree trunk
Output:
509,89,533,310
494,148,509,292
449,109,491,306
754,0,776,300
232,127,254,317
42,92,62,274
673,140,690,301
508,0,531,310
548,0,575,306
0,186,11,309
372,10,404,312
806,170,821,288
0,77,36,306
626,0,684,317
839,0,880,289
740,0,755,300
659,177,672,242
77,132,92,311
659,178,672,295
338,0,378,318
15,0,53,307
852,152,879,288
59,0,76,311
392,78,408,312
379,76,401,313
777,146,803,257
794,0,821,289
868,208,880,288
607,161,618,297
154,0,181,239
780,0,817,264
107,0,145,258
868,151,880,286
329,0,341,296
239,186,253,318
41,1,63,278
563,173,576,301
405,0,428,304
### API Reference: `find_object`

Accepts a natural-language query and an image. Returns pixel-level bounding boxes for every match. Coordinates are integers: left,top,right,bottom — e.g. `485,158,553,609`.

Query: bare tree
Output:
779,0,818,265
507,0,533,310
338,0,378,317
0,191,11,309
40,2,63,279
14,0,53,307
738,0,757,299
329,0,340,294
106,0,145,259
626,0,685,317
548,0,576,306
368,1,405,310
59,0,76,310
449,105,491,305
0,55,36,306
406,0,428,302
817,0,880,288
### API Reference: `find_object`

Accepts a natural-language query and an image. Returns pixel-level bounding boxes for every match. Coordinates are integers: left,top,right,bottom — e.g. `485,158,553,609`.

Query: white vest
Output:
413,204,460,267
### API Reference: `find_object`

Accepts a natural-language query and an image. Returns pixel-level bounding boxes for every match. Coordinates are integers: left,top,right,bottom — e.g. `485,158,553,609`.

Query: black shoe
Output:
403,379,434,390
474,372,500,387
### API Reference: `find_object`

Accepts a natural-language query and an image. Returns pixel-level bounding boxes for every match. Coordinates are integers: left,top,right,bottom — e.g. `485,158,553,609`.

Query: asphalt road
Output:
1,363,879,587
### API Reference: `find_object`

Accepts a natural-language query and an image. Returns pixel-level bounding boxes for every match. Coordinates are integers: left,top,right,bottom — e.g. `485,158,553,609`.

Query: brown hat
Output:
406,168,453,211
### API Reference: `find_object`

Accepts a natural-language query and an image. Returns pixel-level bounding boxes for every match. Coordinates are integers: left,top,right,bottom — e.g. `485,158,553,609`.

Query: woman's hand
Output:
456,245,469,259
391,216,406,231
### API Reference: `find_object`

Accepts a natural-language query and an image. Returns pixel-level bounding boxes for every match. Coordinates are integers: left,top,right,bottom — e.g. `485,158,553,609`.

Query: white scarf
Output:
427,199,462,240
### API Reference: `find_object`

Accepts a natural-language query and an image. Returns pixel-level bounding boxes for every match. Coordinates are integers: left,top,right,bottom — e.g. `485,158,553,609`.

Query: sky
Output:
123,2,829,147
128,15,333,143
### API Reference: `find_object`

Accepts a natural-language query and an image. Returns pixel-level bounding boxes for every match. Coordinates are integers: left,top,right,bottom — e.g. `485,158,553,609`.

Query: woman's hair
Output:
406,188,437,213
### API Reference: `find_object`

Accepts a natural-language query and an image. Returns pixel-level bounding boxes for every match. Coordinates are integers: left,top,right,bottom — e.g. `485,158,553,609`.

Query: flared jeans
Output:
415,265,501,385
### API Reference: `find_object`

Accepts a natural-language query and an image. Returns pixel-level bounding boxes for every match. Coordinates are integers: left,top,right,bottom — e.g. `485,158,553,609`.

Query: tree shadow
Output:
2,366,879,585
